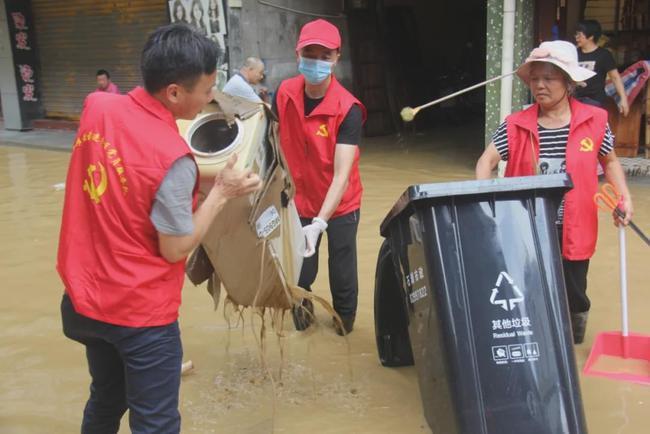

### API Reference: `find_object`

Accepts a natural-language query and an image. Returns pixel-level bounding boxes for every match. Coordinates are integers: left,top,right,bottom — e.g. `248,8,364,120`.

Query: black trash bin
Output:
374,174,587,434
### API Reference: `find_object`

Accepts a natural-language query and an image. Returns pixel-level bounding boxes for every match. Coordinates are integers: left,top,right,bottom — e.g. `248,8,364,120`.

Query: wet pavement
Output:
0,125,648,433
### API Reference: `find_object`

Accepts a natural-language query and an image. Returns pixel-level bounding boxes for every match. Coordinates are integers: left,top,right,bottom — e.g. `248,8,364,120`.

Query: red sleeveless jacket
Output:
57,87,197,327
504,98,607,260
276,75,366,218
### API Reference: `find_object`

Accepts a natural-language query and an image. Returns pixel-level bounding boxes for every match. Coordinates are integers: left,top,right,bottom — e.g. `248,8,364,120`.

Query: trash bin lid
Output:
380,174,573,236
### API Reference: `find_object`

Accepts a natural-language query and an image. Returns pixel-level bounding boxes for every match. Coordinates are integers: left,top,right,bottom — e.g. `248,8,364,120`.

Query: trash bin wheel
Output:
374,239,414,367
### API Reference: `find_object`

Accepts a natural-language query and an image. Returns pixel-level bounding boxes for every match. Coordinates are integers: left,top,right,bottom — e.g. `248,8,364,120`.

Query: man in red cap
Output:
274,19,366,335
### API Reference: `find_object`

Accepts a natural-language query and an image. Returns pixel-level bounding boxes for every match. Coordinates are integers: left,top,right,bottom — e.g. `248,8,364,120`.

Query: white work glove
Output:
302,217,328,258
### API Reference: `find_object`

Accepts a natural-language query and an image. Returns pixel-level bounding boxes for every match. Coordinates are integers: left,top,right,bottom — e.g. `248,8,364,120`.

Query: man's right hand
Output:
213,154,262,199
302,217,328,257
158,155,262,263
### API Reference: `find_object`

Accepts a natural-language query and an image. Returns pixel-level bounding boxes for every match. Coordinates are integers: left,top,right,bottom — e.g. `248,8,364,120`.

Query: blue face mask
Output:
298,57,333,84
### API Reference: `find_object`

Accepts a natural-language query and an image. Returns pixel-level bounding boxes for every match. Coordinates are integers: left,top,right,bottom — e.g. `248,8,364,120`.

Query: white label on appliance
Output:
256,205,280,239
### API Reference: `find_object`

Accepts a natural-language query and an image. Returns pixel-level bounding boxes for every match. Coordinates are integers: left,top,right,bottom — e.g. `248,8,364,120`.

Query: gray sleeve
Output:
150,156,197,236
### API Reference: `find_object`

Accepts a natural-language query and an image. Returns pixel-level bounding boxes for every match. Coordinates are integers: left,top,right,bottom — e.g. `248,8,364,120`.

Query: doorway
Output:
347,0,487,136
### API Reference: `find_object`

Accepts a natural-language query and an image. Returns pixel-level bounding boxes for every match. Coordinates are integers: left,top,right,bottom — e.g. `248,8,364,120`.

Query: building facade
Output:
2,0,646,139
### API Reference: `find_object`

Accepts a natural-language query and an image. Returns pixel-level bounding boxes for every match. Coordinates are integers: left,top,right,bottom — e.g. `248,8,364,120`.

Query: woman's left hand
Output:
614,195,634,226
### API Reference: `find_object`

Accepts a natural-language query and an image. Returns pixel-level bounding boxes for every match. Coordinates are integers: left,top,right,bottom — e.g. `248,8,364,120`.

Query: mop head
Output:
400,107,416,122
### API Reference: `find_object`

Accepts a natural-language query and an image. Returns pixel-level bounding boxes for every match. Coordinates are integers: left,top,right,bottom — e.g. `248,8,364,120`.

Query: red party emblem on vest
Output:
83,161,108,204
316,124,329,137
579,137,594,152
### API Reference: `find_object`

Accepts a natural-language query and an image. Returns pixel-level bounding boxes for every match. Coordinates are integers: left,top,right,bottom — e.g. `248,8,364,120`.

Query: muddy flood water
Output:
1,125,649,433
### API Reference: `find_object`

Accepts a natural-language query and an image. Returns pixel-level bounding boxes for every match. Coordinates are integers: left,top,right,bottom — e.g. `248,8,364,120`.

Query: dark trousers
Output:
563,259,590,313
299,210,360,318
61,294,182,434
558,226,591,313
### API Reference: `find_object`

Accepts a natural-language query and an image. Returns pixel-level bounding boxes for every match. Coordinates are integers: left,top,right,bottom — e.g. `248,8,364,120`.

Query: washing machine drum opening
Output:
190,118,239,155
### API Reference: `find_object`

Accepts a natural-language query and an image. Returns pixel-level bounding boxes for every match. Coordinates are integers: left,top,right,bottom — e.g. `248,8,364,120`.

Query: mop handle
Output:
612,207,650,246
413,70,517,111
619,225,629,337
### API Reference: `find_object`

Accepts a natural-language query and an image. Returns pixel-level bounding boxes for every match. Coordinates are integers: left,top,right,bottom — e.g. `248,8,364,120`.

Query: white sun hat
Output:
516,40,596,86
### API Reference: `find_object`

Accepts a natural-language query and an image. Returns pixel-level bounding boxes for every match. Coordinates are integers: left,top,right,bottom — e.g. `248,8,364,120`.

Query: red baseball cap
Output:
296,19,341,51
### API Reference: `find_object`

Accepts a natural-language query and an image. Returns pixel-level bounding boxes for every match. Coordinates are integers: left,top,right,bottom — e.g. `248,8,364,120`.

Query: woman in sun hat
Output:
475,40,633,344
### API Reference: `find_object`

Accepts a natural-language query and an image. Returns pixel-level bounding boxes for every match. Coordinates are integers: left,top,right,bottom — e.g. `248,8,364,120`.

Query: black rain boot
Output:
333,314,355,336
570,311,589,344
291,299,314,331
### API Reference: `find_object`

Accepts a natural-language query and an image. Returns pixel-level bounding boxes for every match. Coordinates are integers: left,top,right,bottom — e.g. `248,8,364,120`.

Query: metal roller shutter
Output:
31,0,168,119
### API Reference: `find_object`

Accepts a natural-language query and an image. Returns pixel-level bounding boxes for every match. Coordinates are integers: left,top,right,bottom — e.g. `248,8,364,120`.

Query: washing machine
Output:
179,95,305,308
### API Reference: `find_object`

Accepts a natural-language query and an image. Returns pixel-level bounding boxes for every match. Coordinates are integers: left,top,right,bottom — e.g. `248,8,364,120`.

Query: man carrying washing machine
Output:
57,24,261,433
274,19,366,335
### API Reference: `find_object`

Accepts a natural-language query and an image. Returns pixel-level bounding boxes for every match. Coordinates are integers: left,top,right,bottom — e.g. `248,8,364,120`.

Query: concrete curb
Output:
0,128,75,152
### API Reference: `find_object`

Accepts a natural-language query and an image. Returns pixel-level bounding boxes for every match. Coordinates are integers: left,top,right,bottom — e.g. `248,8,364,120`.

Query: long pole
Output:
619,225,629,358
500,0,516,121
418,71,516,112
400,70,517,122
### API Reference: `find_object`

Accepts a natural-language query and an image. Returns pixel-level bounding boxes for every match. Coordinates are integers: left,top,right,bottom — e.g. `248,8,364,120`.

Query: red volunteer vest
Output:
504,98,607,260
57,87,198,327
276,75,367,218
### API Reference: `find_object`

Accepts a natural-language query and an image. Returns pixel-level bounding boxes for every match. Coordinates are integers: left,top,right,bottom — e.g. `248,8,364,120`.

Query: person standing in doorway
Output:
222,57,267,103
274,19,366,335
95,69,120,94
58,24,261,433
575,19,629,116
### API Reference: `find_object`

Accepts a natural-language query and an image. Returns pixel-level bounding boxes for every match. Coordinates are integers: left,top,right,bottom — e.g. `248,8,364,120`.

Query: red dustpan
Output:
583,225,650,385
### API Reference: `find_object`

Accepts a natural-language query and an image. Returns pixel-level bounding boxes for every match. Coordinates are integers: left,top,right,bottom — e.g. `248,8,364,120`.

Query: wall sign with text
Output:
4,0,44,123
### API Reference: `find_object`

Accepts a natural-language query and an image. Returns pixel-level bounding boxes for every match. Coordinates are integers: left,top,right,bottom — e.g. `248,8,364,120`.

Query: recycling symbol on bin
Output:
490,271,524,311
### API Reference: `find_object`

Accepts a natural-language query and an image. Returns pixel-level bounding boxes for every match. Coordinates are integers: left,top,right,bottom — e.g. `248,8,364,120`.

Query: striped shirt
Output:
492,122,614,161
491,121,615,223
